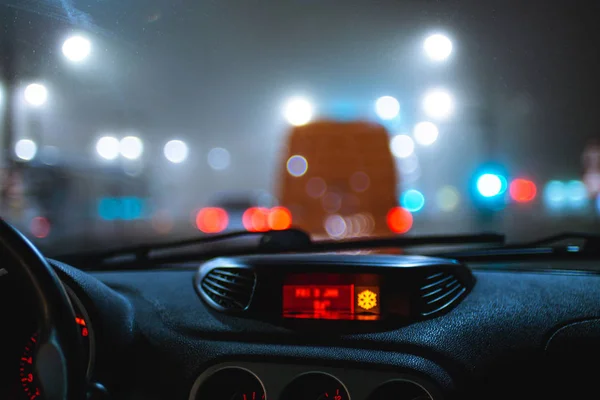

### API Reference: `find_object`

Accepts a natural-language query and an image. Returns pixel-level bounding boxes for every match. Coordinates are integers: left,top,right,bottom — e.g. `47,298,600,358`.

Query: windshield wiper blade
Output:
434,232,600,262
56,229,504,269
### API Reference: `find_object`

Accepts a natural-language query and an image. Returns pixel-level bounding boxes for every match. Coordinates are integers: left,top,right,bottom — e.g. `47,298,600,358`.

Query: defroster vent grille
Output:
418,271,466,317
200,268,256,311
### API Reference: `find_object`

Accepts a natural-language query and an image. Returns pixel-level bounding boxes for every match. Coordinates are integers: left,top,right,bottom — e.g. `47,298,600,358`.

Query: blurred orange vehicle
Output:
276,120,408,240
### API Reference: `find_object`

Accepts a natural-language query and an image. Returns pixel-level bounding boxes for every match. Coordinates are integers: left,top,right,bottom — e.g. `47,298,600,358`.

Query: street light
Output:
413,121,439,146
424,34,453,61
24,83,48,107
119,136,143,160
283,97,314,126
207,147,231,170
164,140,189,163
62,35,91,62
375,96,400,120
390,134,415,159
422,89,454,119
96,136,120,160
15,139,37,161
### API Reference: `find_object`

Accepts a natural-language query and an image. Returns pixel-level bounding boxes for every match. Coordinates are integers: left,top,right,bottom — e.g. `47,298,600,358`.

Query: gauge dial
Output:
19,315,90,400
192,367,266,400
279,372,349,400
19,286,93,400
367,380,433,400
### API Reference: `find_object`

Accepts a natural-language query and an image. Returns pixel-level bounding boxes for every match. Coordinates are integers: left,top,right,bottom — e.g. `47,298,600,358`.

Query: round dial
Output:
279,372,349,400
367,380,433,400
192,367,266,400
19,314,90,400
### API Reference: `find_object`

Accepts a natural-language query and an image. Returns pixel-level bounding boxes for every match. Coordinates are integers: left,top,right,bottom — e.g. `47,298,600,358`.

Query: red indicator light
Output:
510,178,537,203
196,207,229,233
386,207,413,234
283,284,354,319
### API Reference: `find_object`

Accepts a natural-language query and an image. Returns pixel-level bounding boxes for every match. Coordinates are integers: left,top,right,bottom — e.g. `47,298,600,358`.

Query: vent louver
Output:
418,271,466,317
200,268,256,311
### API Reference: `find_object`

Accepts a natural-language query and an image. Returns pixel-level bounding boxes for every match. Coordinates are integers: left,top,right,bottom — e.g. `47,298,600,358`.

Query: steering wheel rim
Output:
0,219,87,400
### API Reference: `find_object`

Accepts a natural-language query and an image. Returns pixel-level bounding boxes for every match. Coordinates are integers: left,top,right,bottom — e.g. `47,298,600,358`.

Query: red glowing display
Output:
283,273,380,320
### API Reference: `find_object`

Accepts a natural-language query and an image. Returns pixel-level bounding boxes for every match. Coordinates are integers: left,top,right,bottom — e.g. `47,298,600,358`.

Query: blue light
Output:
476,174,503,197
544,180,566,209
98,197,146,221
98,198,119,221
401,189,425,212
122,197,144,220
566,180,588,208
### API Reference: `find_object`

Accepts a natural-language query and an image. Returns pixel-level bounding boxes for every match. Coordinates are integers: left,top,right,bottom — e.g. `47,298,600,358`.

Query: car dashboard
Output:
3,253,600,400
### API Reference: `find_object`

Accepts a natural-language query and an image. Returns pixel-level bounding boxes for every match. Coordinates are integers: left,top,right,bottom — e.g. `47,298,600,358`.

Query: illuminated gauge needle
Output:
236,391,265,400
318,388,344,400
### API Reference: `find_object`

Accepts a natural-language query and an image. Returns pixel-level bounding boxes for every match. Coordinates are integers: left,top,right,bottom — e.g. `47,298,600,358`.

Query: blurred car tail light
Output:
268,207,293,230
510,179,537,203
243,207,270,232
196,207,229,233
386,207,413,234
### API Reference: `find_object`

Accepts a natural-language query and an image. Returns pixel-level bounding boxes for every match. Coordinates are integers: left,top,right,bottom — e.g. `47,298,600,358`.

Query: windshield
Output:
1,1,599,254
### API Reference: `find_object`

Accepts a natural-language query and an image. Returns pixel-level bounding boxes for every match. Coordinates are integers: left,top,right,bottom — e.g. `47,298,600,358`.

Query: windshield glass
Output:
1,1,599,254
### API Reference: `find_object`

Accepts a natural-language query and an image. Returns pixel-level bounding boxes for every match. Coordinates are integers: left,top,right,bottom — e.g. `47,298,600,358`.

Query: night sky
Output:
2,0,600,241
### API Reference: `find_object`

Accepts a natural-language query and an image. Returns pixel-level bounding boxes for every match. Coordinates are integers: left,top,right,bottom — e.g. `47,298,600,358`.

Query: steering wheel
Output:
0,219,87,400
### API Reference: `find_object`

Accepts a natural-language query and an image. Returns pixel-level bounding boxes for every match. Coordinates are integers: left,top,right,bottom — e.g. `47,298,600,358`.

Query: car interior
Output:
1,1,600,400
2,220,600,400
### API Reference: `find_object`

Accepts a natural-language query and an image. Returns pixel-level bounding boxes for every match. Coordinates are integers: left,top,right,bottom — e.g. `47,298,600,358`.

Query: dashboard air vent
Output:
200,267,256,311
418,271,466,317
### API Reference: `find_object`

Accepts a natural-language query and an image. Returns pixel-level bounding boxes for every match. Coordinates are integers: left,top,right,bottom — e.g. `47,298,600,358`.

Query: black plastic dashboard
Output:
43,256,600,400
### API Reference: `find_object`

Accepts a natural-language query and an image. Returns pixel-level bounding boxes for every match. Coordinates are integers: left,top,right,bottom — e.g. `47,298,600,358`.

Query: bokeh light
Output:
324,214,347,239
119,136,144,160
350,171,370,193
306,177,327,198
15,139,37,161
284,97,314,126
62,35,91,62
24,83,48,107
390,135,415,159
196,207,229,233
268,207,293,230
96,136,120,160
287,155,308,177
436,185,460,212
544,180,566,208
413,121,439,146
386,207,413,234
401,189,426,212
422,89,454,119
566,180,588,207
243,207,270,232
375,96,400,120
476,174,503,197
30,216,51,239
163,140,188,163
321,192,342,213
207,147,231,170
424,34,453,61
152,210,174,234
509,179,537,203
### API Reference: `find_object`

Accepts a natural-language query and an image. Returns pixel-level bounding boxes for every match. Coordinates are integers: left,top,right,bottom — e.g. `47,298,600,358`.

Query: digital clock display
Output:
282,273,381,320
